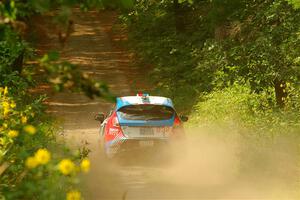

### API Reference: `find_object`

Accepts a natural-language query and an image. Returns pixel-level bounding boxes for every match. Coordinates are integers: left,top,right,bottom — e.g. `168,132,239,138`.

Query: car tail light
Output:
137,92,143,97
174,116,181,126
172,115,184,139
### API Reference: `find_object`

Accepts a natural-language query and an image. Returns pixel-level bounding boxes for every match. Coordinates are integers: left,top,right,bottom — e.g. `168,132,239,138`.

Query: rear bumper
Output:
105,138,169,158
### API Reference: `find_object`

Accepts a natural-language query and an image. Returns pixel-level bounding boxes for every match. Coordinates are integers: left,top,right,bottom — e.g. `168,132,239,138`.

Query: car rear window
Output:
117,105,175,121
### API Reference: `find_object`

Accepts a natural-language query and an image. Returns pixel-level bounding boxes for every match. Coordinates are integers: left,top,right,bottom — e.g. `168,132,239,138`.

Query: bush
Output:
189,83,300,138
0,26,26,76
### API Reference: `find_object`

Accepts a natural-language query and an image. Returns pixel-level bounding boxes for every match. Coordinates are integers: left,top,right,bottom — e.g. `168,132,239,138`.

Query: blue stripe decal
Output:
116,98,131,110
117,112,175,127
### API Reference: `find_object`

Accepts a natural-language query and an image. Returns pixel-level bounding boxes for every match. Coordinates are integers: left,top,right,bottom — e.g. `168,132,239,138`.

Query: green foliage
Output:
179,0,194,4
287,0,300,8
0,0,17,21
189,84,300,135
0,27,25,75
120,0,134,9
123,0,300,109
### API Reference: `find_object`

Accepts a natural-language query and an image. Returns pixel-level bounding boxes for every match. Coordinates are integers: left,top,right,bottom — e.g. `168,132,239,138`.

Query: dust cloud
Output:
164,127,299,200
82,127,300,200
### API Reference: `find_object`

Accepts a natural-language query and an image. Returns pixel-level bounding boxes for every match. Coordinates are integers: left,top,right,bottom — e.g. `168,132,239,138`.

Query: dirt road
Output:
40,9,152,199
36,9,298,200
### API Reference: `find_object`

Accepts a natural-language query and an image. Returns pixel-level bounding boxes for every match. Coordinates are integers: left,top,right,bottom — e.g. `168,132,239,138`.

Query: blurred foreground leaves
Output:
39,51,114,101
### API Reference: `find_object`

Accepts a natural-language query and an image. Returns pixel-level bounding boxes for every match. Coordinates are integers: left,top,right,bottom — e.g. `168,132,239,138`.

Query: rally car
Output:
94,93,188,158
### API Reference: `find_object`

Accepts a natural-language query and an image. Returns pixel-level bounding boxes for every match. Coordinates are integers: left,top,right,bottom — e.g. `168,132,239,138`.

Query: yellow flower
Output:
66,190,81,200
34,149,51,165
21,116,27,124
58,159,75,175
3,123,8,129
24,125,36,135
3,107,10,117
2,101,9,108
0,123,8,132
0,138,5,145
2,101,10,117
0,87,3,93
80,158,90,173
10,101,16,108
8,130,19,138
25,156,38,169
3,87,8,95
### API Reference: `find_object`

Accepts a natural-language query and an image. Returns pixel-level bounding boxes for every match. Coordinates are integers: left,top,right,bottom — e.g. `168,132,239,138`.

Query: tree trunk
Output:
11,50,24,74
274,79,287,108
173,0,185,32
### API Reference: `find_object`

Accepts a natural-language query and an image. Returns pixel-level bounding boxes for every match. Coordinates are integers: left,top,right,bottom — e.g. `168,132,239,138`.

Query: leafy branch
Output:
39,52,115,100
